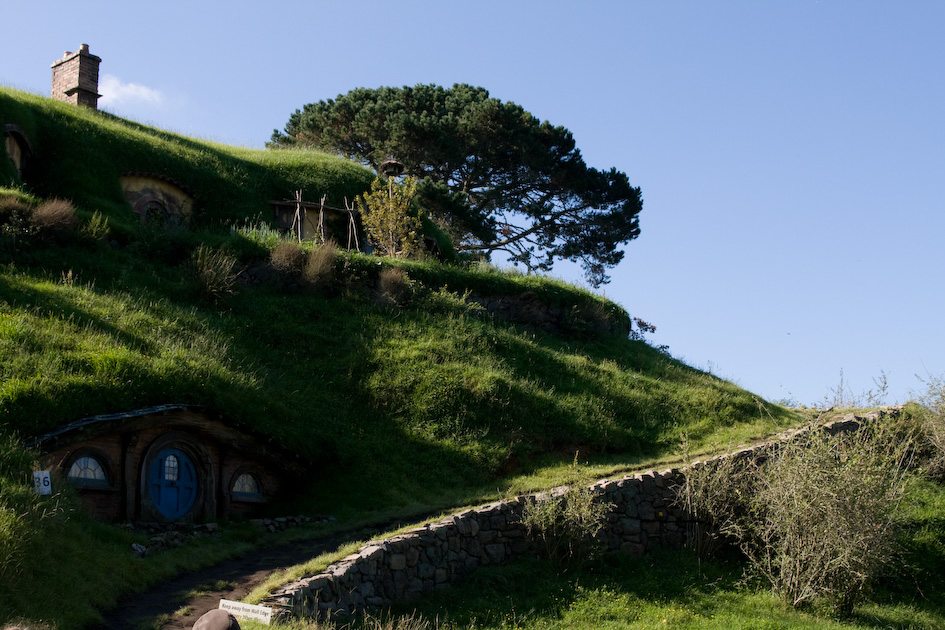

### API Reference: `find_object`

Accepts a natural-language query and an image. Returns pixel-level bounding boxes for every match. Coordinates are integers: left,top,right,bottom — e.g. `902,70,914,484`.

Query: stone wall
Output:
264,408,899,621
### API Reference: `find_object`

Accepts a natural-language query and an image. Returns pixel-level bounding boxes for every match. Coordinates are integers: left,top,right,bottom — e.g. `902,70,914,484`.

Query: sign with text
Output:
32,471,51,495
219,599,273,625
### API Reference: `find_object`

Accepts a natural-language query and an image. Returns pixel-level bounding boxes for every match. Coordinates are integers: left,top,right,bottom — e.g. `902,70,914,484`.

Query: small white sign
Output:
33,471,52,496
219,599,273,625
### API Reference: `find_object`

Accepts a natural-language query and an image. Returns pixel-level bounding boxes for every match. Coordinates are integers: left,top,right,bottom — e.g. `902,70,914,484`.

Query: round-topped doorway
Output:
147,448,198,520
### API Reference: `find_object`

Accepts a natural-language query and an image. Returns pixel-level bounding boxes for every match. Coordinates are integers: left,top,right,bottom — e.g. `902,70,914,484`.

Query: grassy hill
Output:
0,88,373,234
0,87,807,627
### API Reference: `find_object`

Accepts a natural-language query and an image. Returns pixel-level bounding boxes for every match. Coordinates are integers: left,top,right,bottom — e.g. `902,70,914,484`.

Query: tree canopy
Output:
271,84,643,286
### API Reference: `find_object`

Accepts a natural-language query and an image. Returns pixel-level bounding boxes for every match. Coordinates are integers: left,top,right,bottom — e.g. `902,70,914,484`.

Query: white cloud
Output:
98,74,165,108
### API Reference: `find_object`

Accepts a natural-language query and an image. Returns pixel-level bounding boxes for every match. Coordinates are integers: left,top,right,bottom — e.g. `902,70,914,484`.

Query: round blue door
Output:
148,448,198,520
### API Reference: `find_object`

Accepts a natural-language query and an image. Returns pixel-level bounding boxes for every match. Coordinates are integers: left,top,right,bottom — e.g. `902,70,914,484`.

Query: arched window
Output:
68,455,107,484
231,472,262,499
164,454,180,481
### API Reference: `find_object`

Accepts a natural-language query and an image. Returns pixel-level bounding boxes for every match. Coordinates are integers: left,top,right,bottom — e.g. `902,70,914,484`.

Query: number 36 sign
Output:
33,471,52,496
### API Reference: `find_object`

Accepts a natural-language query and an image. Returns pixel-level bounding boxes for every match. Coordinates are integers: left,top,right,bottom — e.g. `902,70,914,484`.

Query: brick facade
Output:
51,44,101,108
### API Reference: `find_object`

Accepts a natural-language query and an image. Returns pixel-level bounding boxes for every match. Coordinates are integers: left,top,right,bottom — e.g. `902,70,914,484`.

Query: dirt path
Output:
90,525,386,630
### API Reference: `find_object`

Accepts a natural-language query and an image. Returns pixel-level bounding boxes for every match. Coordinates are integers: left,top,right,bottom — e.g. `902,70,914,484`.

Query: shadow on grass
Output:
393,545,945,630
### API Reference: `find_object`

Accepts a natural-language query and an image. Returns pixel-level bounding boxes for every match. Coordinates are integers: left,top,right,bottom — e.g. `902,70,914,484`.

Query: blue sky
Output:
3,1,943,406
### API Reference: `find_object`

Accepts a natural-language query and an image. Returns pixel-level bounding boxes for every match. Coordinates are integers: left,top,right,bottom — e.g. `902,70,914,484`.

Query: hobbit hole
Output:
3,124,33,180
119,174,194,226
30,405,304,522
270,196,364,249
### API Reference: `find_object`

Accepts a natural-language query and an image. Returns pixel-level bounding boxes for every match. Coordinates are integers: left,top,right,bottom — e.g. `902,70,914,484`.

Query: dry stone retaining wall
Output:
264,408,899,621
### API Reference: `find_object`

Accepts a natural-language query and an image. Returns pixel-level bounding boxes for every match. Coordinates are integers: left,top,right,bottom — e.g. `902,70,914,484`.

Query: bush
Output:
520,479,610,567
78,210,110,243
683,424,914,615
0,196,30,224
0,196,34,257
270,240,306,273
376,266,413,307
190,244,239,298
359,176,421,258
677,441,744,560
29,198,78,237
303,241,338,289
913,375,945,479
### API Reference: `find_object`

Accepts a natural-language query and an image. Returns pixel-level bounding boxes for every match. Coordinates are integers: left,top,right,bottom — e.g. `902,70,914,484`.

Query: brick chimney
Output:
51,44,102,109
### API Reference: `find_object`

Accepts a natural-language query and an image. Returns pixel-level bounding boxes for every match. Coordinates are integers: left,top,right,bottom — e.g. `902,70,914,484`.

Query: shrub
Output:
682,424,914,615
358,176,421,258
29,198,78,237
0,196,33,257
190,244,239,298
78,210,110,243
303,241,337,289
677,440,744,560
520,480,610,567
910,375,945,478
377,266,413,307
0,196,30,224
233,221,286,252
271,240,306,273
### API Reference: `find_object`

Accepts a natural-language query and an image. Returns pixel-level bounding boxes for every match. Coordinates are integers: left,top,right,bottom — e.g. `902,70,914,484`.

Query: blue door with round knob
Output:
148,448,198,520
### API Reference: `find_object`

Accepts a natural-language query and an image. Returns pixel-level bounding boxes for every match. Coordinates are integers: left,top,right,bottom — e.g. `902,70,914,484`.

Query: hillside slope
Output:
0,88,802,627
0,87,798,504
0,87,374,233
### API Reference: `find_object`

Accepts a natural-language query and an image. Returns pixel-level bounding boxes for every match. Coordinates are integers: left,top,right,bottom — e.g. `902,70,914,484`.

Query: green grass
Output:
0,237,796,512
0,87,812,629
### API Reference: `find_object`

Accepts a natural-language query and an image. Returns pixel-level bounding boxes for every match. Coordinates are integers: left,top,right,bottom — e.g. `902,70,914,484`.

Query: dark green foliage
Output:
272,84,643,286
0,194,82,262
394,483,945,629
189,244,239,299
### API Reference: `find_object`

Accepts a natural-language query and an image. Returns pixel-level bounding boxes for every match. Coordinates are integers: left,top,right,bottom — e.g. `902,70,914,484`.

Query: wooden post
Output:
318,194,327,244
294,190,303,243
345,197,361,252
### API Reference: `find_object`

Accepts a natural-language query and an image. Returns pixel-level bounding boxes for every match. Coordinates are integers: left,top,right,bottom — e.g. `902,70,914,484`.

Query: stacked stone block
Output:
264,408,899,621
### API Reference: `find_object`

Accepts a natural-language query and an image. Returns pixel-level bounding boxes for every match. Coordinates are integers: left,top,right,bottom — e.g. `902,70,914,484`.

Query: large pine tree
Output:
271,84,643,286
